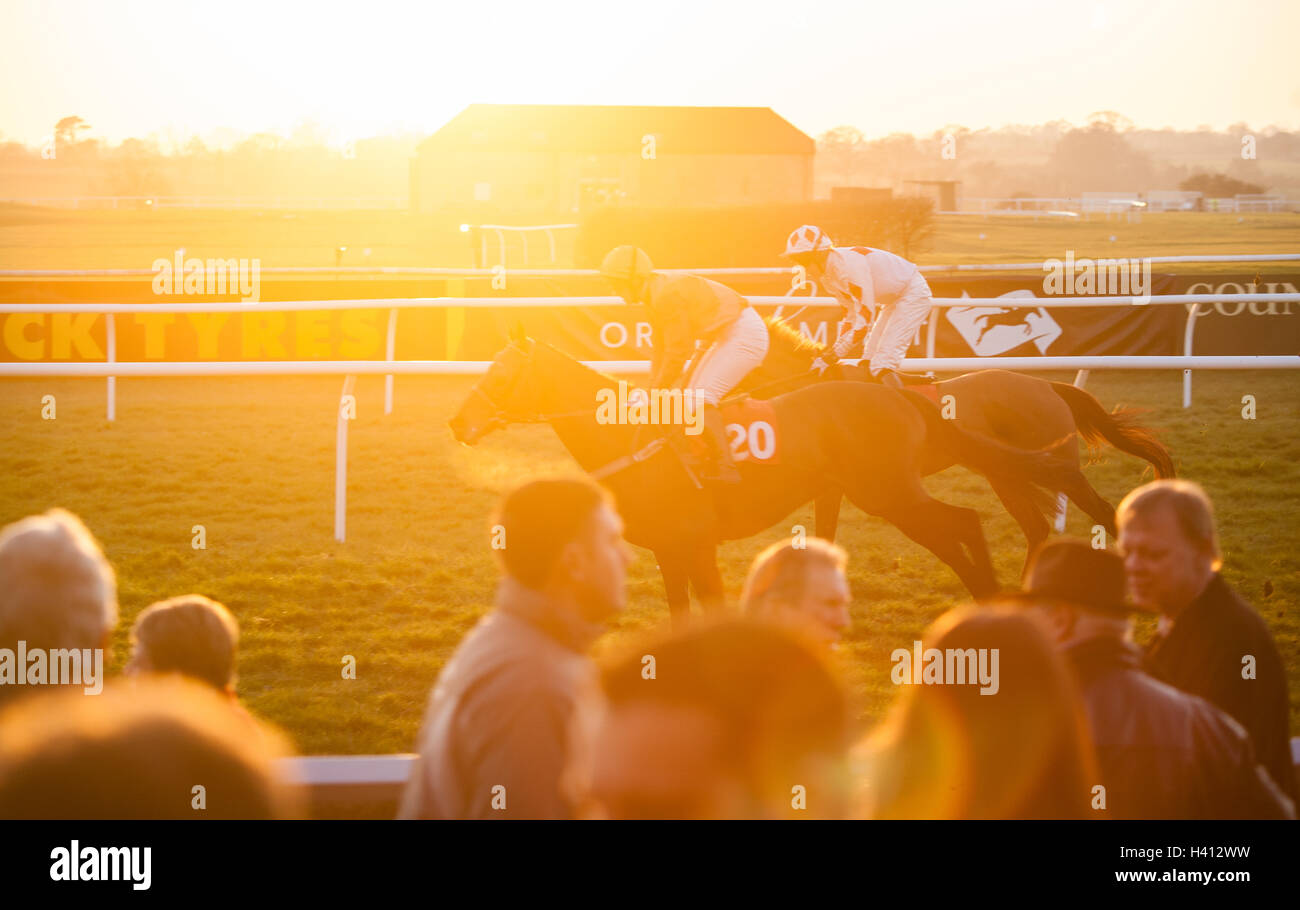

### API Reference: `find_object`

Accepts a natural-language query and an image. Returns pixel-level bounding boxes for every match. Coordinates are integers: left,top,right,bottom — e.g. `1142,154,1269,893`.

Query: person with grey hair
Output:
0,508,117,708
740,537,851,649
1117,479,1295,802
1009,539,1292,819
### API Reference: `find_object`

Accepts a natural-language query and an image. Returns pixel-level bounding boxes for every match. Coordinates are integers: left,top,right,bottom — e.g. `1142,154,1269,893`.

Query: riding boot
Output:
878,369,904,391
700,404,741,484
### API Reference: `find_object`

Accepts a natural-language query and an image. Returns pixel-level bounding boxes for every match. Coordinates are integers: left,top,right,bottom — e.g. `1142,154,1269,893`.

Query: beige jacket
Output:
398,579,599,819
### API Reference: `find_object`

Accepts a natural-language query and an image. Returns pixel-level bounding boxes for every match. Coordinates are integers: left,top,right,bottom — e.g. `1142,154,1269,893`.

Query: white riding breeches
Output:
861,271,932,374
683,306,770,406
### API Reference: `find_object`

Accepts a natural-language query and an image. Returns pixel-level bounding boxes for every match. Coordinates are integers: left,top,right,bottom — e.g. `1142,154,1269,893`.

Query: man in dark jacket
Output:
1117,479,1296,802
1012,538,1294,819
398,477,631,819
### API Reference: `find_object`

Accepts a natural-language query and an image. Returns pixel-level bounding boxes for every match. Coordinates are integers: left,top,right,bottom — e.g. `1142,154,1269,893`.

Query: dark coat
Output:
1067,635,1294,819
1143,573,1296,802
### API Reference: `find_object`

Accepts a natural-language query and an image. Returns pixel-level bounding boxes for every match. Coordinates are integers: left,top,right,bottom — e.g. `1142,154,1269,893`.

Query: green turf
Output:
1,206,1296,274
0,369,1295,754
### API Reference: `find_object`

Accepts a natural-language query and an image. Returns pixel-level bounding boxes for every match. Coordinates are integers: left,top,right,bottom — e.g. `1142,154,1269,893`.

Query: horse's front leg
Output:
814,489,843,541
686,544,726,616
655,549,692,631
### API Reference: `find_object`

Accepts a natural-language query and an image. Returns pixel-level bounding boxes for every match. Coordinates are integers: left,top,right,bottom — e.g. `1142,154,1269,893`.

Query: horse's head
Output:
449,323,540,445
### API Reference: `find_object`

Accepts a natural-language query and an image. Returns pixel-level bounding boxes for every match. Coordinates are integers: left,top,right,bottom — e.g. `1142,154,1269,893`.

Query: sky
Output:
2,0,1298,148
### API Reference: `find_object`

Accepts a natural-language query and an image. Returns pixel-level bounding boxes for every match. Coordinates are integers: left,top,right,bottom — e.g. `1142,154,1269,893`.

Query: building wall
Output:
412,149,811,214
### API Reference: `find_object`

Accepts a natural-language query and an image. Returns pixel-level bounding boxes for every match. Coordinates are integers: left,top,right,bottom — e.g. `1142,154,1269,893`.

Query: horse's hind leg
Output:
1048,442,1118,537
1058,470,1117,538
988,478,1051,580
815,490,843,540
862,492,998,598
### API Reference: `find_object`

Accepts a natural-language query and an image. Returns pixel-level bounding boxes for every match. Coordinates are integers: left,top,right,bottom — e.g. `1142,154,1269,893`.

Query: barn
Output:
410,103,814,216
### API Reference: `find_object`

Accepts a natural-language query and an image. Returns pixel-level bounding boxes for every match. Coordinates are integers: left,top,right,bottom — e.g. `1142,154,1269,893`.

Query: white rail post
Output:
106,314,116,421
1054,369,1091,533
335,375,356,542
384,308,397,415
1183,303,1201,408
924,309,938,377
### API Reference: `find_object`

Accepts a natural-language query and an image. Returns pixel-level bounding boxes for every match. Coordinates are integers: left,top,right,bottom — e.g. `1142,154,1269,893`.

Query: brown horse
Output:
449,326,1082,626
742,316,1176,568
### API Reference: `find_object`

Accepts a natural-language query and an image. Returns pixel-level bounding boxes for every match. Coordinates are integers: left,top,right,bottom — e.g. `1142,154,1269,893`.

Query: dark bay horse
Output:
743,316,1176,567
449,327,1081,626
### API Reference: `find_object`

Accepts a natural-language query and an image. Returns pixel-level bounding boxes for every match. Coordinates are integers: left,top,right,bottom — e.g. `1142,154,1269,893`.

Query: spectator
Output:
1118,480,1295,801
398,477,631,819
570,618,850,819
860,606,1098,819
740,537,852,649
0,508,117,708
127,595,240,695
1011,539,1293,819
0,676,300,819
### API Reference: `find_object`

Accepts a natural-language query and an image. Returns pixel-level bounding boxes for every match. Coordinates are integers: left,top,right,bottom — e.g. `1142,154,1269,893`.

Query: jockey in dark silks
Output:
600,246,769,483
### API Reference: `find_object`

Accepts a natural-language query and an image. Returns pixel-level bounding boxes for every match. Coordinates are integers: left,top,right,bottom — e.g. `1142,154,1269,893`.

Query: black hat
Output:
1007,539,1146,615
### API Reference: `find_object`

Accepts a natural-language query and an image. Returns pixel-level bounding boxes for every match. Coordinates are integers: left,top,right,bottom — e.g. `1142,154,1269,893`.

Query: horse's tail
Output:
898,388,1075,517
1049,381,1176,479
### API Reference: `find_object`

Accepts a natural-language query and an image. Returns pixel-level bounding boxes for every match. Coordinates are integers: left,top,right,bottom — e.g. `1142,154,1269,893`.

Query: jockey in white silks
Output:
600,245,769,483
781,225,933,390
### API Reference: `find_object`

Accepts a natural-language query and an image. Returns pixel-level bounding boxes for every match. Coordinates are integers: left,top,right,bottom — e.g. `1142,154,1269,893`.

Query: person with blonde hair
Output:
0,508,117,707
741,537,851,649
127,594,241,695
1118,479,1295,802
860,605,1099,819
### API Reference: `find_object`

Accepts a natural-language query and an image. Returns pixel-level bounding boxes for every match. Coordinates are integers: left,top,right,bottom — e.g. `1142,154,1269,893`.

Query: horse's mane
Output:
532,336,619,386
763,314,826,359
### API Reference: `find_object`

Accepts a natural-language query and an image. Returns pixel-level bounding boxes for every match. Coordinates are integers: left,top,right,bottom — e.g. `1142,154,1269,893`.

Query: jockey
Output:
781,225,933,390
600,245,769,483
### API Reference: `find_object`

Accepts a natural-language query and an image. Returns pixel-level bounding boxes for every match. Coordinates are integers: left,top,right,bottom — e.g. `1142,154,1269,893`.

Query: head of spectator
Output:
861,605,1098,819
741,537,851,649
0,509,117,706
491,477,630,632
0,676,301,819
572,618,851,819
126,595,240,697
1116,479,1221,617
1009,539,1144,647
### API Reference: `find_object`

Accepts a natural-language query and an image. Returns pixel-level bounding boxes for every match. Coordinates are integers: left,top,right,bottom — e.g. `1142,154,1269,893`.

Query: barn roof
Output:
417,104,814,156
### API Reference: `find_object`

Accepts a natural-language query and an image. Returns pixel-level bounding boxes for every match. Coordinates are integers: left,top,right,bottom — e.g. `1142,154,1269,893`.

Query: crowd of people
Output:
0,476,1294,819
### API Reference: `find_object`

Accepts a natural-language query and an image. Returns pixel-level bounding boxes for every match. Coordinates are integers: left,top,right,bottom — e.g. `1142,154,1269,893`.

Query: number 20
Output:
726,421,775,460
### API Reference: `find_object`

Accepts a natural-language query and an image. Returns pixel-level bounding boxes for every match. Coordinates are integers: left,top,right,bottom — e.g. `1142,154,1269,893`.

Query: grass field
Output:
1,369,1297,755
1,205,1298,273
1,208,1297,758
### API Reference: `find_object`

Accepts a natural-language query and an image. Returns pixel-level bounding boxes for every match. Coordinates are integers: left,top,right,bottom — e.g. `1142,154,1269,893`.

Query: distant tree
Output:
889,196,935,259
1179,172,1264,196
1047,115,1153,192
54,116,90,148
817,126,867,183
